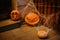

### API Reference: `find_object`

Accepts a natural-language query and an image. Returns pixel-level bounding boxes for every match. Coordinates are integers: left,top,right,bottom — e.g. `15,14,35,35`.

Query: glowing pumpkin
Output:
25,12,39,25
10,10,20,21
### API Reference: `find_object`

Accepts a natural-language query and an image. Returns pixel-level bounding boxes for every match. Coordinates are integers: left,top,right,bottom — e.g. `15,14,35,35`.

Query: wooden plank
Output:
0,19,20,27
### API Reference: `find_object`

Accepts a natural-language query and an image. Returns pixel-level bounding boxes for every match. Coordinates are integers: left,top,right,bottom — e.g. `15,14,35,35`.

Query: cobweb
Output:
18,0,46,25
17,0,58,27
17,0,51,27
18,0,51,33
17,0,58,36
19,0,40,18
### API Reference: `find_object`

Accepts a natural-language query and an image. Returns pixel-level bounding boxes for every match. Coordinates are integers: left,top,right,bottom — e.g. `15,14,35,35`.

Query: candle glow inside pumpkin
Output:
25,12,39,25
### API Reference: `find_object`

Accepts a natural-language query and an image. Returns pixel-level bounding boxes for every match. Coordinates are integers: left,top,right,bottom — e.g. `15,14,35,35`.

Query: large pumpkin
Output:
10,10,20,21
25,12,40,25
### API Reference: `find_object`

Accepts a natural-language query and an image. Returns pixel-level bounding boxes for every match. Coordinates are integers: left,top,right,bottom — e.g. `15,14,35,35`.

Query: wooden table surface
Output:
0,19,60,40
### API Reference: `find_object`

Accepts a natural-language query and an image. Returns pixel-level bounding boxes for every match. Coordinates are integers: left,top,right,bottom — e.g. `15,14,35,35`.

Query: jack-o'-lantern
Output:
25,12,40,25
10,10,20,21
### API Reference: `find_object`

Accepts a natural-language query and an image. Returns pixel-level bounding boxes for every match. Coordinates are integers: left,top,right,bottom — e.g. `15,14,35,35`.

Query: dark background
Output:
0,0,60,20
0,0,12,21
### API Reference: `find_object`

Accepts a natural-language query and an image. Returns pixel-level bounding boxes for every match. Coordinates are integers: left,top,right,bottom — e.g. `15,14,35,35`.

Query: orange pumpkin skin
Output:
10,10,20,21
25,12,40,25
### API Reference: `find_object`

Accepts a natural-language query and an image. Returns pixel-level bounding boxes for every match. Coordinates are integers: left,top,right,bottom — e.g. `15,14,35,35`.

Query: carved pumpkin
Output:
25,12,39,25
10,10,20,21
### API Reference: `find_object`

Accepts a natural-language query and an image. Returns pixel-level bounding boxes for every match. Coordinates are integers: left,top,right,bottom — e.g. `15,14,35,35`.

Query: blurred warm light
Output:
10,10,20,21
38,30,48,38
25,12,39,25
37,25,49,38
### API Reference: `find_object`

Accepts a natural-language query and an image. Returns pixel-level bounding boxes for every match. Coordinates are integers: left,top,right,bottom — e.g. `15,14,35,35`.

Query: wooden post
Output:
47,5,51,16
52,0,55,14
38,0,41,14
44,1,47,17
12,0,17,10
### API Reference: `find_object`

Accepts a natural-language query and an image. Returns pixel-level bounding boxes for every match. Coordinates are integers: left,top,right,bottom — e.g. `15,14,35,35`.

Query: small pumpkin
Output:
25,12,39,25
38,31,48,38
37,25,49,38
10,10,20,21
